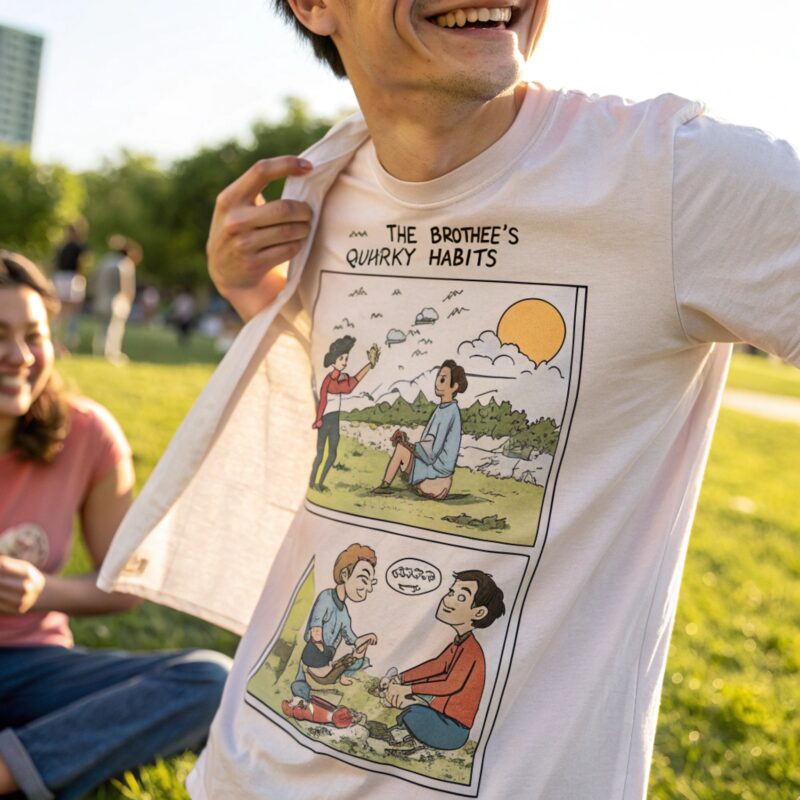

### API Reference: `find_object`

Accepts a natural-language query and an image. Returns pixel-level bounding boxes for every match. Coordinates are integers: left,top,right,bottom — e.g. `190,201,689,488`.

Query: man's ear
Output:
339,567,350,583
472,606,488,622
287,0,338,37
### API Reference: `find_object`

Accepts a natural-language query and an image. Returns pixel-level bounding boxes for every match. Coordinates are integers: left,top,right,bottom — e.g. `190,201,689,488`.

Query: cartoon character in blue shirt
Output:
373,359,468,500
289,543,378,702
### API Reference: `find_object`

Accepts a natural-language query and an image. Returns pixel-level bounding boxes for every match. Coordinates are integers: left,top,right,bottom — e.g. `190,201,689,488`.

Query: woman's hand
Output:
207,157,314,322
0,554,46,614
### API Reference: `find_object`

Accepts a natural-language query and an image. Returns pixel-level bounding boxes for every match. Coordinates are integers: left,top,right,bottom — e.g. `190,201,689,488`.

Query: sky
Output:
2,0,799,170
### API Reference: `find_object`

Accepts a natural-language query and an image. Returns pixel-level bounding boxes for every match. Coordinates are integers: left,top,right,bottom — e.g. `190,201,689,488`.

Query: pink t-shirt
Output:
0,395,131,647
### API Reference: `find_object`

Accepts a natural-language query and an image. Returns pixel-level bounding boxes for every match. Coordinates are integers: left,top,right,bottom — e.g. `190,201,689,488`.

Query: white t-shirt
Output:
185,85,799,798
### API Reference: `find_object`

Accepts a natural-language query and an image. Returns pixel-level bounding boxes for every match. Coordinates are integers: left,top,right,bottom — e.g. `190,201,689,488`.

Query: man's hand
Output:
207,156,314,322
0,555,46,615
385,681,413,709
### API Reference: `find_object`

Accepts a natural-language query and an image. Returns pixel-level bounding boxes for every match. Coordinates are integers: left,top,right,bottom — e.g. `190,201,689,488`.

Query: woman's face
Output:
0,287,54,419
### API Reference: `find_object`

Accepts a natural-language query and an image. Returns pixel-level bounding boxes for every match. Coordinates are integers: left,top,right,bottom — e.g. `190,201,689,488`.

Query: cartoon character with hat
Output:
309,335,380,491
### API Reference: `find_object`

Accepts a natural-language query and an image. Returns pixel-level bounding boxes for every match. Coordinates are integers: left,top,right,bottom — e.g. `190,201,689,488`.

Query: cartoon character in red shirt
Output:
309,336,380,491
384,570,505,751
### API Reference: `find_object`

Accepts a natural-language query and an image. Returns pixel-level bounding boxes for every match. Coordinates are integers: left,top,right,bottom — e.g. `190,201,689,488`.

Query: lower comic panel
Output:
245,526,529,796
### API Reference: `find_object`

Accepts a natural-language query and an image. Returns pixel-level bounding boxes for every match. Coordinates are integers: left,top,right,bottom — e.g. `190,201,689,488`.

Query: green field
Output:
49,333,799,799
727,351,800,399
308,430,545,546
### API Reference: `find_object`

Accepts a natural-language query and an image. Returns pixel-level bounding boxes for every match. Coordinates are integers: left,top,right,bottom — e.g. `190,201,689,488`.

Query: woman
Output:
0,252,230,800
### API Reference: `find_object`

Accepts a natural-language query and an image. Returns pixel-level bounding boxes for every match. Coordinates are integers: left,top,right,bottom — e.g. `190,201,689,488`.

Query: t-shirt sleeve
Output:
672,114,800,365
84,401,133,487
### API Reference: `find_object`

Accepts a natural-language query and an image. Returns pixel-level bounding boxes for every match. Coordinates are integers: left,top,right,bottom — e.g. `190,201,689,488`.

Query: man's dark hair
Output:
324,335,355,367
453,570,505,629
272,1,347,79
440,359,468,395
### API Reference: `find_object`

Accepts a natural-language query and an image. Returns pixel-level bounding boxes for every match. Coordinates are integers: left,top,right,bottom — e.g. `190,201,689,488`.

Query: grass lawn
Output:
727,351,800,399
308,430,545,546
48,327,799,798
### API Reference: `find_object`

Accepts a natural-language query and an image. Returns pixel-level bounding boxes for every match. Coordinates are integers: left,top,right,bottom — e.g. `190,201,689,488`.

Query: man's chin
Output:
427,68,520,104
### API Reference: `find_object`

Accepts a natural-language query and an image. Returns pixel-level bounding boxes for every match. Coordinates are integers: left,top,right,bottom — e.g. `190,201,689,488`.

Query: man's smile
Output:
429,6,514,29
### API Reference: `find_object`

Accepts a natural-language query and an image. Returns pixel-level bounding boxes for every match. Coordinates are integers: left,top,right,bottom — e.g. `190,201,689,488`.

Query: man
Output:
92,235,140,365
373,359,467,500
288,542,378,703
98,0,799,798
384,570,505,751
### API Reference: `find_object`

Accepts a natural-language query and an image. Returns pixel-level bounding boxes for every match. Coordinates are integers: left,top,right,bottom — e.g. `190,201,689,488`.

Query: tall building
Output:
0,23,44,147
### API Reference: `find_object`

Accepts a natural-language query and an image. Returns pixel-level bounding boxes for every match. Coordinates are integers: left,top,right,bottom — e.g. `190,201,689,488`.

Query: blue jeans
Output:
0,646,231,800
398,704,470,751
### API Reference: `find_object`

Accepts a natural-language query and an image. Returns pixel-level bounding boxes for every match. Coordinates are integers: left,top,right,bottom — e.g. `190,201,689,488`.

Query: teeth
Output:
434,7,512,28
0,375,26,388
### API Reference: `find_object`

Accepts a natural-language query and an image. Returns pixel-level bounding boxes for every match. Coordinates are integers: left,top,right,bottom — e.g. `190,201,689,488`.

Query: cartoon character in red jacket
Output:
309,335,380,491
384,570,506,751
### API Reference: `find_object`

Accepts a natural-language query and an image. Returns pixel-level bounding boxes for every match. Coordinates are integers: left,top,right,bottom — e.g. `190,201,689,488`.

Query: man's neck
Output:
357,82,527,183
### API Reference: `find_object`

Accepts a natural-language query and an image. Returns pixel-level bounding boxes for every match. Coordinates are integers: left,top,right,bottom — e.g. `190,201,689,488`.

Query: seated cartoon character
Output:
287,543,379,707
383,570,505,751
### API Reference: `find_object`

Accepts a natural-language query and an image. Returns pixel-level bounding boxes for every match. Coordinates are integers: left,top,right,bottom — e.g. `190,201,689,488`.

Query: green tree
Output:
82,151,175,286
0,145,84,263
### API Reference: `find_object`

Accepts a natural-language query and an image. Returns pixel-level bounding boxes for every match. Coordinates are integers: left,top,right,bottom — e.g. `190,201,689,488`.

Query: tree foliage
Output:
0,145,84,263
343,392,561,457
0,97,338,287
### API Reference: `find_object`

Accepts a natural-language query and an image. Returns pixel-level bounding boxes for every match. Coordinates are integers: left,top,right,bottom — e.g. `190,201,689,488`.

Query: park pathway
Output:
722,388,800,425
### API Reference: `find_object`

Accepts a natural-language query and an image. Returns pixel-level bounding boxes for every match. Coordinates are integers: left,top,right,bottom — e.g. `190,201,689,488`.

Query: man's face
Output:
326,1,541,104
334,351,349,371
436,579,487,628
342,559,377,602
434,365,454,398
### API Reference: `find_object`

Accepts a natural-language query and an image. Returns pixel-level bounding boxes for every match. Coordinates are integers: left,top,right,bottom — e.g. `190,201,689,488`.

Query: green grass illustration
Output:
246,568,475,785
308,433,545,546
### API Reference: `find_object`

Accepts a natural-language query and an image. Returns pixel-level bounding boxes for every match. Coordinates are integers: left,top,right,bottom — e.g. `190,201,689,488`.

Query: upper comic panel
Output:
306,271,586,548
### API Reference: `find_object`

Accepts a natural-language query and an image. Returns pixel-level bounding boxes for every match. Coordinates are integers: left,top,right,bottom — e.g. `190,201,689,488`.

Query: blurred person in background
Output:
51,221,90,354
139,285,161,326
0,252,231,800
168,287,197,346
92,235,140,365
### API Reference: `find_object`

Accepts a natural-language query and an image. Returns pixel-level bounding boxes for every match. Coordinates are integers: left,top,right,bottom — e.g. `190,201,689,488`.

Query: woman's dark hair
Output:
0,250,70,463
272,0,347,79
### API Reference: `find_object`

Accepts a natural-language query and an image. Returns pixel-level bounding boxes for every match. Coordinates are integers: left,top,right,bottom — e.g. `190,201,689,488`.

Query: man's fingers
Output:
225,199,312,234
217,156,313,210
237,222,311,255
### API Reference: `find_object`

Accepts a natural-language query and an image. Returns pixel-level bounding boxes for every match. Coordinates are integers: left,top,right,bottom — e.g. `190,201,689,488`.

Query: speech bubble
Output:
386,558,442,596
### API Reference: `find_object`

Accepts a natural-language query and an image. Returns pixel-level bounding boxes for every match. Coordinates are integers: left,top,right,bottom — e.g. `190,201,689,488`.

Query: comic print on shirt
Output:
245,269,586,795
305,272,585,548
246,518,529,795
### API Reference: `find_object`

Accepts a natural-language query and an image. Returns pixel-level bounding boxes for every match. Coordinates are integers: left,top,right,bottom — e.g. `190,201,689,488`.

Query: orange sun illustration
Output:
496,298,566,366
